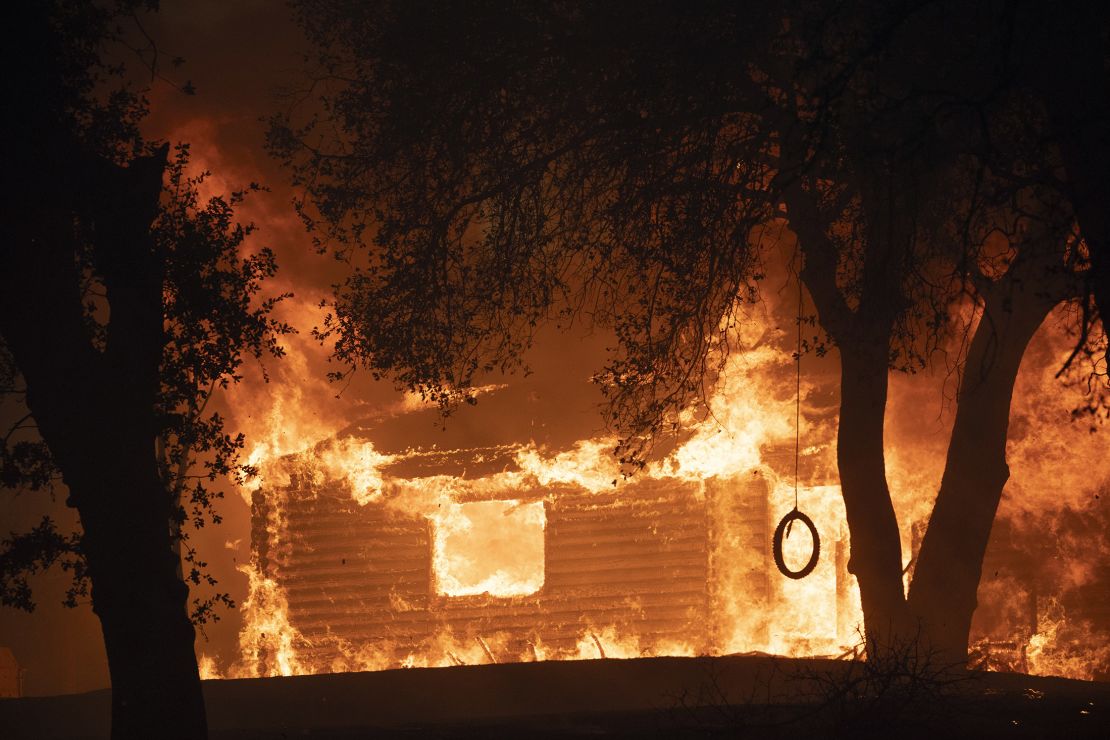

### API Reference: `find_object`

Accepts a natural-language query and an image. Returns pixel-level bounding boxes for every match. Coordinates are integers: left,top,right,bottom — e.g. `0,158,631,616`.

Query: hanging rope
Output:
773,250,820,580
794,249,802,514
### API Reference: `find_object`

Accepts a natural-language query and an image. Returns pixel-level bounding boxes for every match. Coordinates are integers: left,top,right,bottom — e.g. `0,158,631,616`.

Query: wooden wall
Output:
252,471,713,669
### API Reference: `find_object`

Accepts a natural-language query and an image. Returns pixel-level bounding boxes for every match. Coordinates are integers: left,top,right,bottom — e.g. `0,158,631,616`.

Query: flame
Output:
765,484,859,656
230,565,306,678
430,500,546,597
232,296,360,501
1025,599,1110,681
197,653,221,681
662,345,795,481
206,295,1108,684
317,438,395,505
515,438,623,493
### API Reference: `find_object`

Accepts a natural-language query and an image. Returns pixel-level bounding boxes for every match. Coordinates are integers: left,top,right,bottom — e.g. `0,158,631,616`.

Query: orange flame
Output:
210,298,1107,682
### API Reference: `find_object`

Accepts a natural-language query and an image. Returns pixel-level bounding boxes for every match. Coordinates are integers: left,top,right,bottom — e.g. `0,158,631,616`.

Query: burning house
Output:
233,315,1110,682
246,436,859,674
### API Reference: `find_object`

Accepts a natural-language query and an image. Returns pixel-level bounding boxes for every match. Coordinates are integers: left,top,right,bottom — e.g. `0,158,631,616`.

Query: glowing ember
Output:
431,500,546,597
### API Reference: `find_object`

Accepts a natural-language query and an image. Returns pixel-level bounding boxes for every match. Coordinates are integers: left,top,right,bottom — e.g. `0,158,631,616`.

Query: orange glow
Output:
431,500,546,597
207,298,1108,683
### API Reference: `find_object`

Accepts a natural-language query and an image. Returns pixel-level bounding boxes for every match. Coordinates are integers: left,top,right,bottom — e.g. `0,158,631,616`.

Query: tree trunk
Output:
836,342,912,649
72,430,207,739
786,174,913,651
907,286,1058,665
1,145,207,737
10,365,209,740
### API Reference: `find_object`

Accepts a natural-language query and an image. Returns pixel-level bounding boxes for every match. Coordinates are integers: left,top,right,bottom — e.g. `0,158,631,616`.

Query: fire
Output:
317,438,395,505
230,566,306,678
515,438,622,493
197,653,220,681
431,500,546,597
205,296,1108,684
765,484,857,657
1025,599,1110,681
662,344,796,481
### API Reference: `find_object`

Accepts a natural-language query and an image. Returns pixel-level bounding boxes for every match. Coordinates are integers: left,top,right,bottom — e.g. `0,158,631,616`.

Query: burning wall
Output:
239,433,867,678
251,469,712,670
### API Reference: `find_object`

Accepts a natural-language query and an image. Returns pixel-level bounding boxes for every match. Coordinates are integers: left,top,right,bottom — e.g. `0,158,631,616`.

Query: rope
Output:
772,250,821,580
794,248,802,514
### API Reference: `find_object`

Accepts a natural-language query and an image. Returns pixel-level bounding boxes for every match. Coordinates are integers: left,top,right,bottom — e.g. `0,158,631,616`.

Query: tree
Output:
783,142,1082,658
772,0,1095,660
271,0,1103,662
779,139,945,649
271,0,782,463
778,0,1098,661
906,202,1082,662
1,3,290,737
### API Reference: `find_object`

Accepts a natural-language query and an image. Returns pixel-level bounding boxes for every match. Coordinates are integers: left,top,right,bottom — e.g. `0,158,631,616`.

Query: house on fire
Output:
247,432,1110,676
248,436,862,671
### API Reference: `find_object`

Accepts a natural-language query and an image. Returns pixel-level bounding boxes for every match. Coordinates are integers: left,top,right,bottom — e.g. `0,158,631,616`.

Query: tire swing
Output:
773,507,820,579
773,257,820,580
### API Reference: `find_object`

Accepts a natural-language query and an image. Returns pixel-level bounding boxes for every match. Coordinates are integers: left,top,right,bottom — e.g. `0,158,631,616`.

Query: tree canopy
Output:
274,0,1103,449
274,0,1107,659
272,0,792,464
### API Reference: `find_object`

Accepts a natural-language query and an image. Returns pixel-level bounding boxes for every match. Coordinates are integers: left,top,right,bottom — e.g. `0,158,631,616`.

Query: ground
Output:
1,655,1107,738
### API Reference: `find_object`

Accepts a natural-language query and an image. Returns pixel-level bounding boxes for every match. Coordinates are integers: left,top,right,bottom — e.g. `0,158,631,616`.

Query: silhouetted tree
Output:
783,139,1082,660
270,0,784,466
272,0,1103,662
776,0,1094,660
781,0,1099,662
779,138,946,649
1,3,290,738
